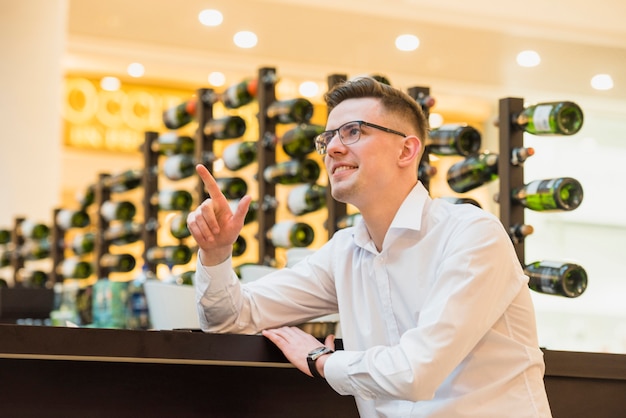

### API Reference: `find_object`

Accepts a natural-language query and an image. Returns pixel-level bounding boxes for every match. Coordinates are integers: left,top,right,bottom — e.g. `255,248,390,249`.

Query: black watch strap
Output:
307,346,333,378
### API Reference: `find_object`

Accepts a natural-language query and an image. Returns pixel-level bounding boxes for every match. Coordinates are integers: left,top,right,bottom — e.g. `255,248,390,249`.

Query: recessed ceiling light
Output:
208,72,226,87
198,9,223,27
233,31,258,48
127,62,145,77
100,76,120,91
591,74,614,90
395,34,420,51
516,50,541,67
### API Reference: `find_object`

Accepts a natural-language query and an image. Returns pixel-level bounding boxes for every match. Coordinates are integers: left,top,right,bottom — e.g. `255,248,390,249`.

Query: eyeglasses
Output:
314,120,406,155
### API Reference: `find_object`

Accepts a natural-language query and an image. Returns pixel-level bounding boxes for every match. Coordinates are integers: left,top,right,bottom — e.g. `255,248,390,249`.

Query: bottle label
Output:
61,258,78,277
101,201,117,221
163,154,185,180
56,210,73,229
287,185,309,215
532,105,554,133
222,143,243,169
269,221,295,248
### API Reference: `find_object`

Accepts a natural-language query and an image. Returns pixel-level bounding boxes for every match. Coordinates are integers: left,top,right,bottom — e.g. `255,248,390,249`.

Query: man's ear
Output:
398,135,422,167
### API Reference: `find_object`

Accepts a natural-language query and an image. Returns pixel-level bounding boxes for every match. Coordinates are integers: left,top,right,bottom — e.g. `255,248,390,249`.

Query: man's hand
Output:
263,326,335,378
187,164,251,266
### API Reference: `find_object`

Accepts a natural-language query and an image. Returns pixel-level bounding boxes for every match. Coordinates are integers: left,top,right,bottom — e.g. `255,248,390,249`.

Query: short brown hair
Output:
324,77,428,143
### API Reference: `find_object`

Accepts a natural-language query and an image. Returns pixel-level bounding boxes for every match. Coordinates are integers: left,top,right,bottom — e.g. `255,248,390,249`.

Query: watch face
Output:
308,347,326,356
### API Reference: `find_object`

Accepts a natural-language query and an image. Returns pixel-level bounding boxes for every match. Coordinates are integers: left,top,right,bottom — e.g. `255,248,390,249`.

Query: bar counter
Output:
0,324,625,417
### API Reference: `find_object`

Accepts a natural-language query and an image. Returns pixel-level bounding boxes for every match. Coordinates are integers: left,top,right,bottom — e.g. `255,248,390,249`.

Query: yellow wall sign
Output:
62,76,195,152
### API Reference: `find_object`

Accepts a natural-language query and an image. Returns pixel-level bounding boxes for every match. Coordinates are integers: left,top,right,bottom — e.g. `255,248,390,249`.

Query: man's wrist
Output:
198,247,232,266
307,346,334,378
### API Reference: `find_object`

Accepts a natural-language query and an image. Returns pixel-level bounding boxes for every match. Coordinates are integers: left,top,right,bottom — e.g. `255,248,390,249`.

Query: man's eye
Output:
345,126,360,137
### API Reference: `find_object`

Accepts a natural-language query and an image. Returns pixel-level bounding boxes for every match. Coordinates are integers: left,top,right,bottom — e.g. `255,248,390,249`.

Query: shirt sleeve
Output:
325,214,529,402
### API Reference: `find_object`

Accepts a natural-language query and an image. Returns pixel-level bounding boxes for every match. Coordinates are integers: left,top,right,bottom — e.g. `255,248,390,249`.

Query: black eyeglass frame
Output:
314,120,406,155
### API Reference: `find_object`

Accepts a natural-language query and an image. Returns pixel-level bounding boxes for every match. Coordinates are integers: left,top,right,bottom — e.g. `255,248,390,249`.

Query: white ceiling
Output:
66,0,626,116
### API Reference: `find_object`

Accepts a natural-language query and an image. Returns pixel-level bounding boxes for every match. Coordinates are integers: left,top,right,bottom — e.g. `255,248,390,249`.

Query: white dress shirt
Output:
195,182,552,417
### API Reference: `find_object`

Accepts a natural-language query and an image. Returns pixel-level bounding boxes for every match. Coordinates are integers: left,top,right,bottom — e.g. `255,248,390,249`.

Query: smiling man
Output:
187,77,552,418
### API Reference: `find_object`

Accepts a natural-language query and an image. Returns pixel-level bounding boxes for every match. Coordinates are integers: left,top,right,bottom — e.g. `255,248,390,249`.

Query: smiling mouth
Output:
333,165,357,174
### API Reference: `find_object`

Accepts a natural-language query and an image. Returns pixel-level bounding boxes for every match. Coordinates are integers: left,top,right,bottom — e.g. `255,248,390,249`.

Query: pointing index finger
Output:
196,164,223,199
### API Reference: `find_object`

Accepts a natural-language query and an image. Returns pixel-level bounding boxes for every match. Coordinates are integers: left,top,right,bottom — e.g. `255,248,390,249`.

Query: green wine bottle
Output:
263,159,321,185
509,224,534,244
512,101,584,135
76,184,96,209
100,253,136,273
0,249,12,267
336,213,363,230
524,260,588,298
152,132,195,155
176,270,195,285
511,147,535,166
103,169,143,193
162,98,197,130
281,124,324,158
267,221,315,248
154,189,194,211
287,184,327,216
512,177,583,212
427,124,482,156
146,245,192,266
215,177,248,200
56,209,91,229
71,231,96,255
21,239,51,260
221,78,258,109
17,269,49,288
101,200,137,222
0,229,11,245
59,257,94,279
163,151,215,181
418,160,437,184
169,211,191,239
222,141,257,171
204,115,246,139
266,98,314,124
232,235,247,258
446,152,499,193
19,220,50,240
103,222,143,246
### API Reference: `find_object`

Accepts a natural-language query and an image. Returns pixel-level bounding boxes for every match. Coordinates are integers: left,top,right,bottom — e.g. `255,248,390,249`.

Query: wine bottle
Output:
215,177,248,200
0,229,11,245
266,98,314,124
512,177,583,212
509,224,534,244
71,231,96,255
204,115,246,139
152,132,195,155
267,221,315,248
103,222,143,246
232,235,247,258
101,200,137,222
418,160,437,185
126,264,155,330
16,269,48,288
222,141,257,171
427,124,482,156
0,250,12,267
162,151,215,181
100,253,136,273
221,78,258,109
446,152,499,193
524,260,588,298
336,213,363,230
511,147,535,166
56,209,91,229
287,184,327,216
228,200,258,225
76,184,96,209
154,189,194,211
169,211,191,239
281,124,324,158
176,270,195,285
0,278,8,288
263,159,321,185
162,98,197,130
21,239,51,260
146,245,192,266
19,220,50,240
59,257,94,279
439,196,482,208
512,101,584,135
103,169,143,193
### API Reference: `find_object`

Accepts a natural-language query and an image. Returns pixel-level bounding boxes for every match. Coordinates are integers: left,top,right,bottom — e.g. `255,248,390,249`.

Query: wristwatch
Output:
306,346,334,378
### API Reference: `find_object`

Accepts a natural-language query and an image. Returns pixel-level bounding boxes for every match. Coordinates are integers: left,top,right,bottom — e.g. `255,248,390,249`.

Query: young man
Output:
187,77,552,417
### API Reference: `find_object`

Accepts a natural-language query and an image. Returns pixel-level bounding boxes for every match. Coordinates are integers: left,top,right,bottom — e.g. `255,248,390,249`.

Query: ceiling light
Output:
198,9,223,26
299,81,320,98
395,34,420,51
100,76,120,91
208,72,226,87
516,50,541,67
591,74,614,90
127,62,145,77
428,113,444,129
233,31,258,48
